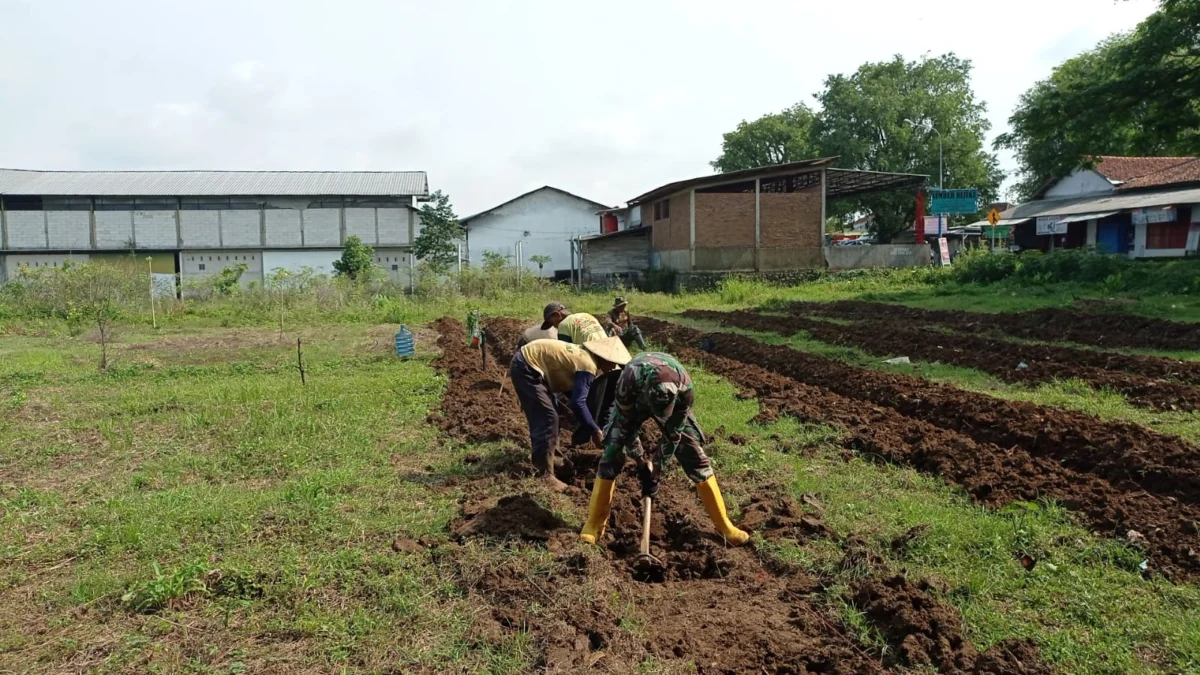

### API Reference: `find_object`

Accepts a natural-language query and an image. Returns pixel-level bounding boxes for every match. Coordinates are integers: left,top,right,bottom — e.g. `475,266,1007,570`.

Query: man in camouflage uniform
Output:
579,352,750,546
605,296,646,350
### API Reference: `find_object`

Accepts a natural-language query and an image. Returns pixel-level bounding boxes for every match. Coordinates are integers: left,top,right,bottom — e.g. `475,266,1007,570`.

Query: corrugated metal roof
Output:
626,157,840,206
0,169,428,197
1011,186,1200,219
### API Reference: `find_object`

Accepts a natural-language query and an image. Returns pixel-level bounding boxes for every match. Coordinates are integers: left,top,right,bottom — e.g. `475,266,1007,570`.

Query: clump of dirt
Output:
849,575,972,671
639,316,1200,581
451,493,571,542
839,535,886,573
973,640,1057,675
848,575,1053,674
739,493,832,541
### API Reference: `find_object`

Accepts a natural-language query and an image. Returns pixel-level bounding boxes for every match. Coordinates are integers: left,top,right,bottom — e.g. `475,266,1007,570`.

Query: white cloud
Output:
0,0,1158,213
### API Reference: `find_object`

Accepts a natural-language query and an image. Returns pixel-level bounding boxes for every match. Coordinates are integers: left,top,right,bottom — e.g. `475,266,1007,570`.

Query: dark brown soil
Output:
429,316,1057,672
482,317,528,367
848,575,1055,674
649,317,1200,507
450,481,891,673
685,308,1200,412
638,317,1200,581
789,300,1200,353
451,493,572,542
430,318,899,672
428,317,528,447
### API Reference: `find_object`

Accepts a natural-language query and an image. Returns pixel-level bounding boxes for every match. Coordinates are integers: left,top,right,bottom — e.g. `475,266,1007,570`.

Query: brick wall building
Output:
622,158,923,272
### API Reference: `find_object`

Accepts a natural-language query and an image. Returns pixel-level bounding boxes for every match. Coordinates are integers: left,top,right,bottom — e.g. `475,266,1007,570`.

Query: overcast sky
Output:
0,0,1156,214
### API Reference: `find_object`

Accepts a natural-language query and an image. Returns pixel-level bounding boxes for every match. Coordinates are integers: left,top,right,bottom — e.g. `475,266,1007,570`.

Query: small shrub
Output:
212,263,248,296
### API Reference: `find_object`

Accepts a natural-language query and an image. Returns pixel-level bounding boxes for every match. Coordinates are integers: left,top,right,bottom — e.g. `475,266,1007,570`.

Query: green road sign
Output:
929,188,979,214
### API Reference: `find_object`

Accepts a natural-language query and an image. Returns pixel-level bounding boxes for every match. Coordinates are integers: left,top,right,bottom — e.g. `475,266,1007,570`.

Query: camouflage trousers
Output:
597,408,714,484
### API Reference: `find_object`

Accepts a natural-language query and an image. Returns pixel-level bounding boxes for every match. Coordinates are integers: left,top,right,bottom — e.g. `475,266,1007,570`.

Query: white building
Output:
0,168,428,286
461,186,611,278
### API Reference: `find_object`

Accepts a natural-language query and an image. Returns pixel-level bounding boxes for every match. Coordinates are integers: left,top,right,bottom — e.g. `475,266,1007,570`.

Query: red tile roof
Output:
1094,156,1200,190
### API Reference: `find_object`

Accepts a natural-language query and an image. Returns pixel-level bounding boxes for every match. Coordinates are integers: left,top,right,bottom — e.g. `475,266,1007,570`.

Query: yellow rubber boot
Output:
696,476,750,546
580,478,616,544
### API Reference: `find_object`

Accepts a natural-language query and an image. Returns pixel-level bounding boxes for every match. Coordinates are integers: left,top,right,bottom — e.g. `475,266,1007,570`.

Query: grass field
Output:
3,274,1200,673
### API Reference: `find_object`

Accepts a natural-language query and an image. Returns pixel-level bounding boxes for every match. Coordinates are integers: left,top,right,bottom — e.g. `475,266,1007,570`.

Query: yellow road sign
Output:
987,208,1001,226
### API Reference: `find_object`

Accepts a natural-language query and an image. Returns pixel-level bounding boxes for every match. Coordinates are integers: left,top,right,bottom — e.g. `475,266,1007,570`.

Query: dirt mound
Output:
482,317,528,367
452,478,889,673
639,317,1200,581
848,575,1053,674
739,493,833,541
451,493,571,542
687,308,1200,412
791,300,1200,353
428,317,527,446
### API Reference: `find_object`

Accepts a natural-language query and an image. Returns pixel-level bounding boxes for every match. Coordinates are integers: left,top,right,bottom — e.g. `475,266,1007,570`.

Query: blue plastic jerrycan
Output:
394,325,415,358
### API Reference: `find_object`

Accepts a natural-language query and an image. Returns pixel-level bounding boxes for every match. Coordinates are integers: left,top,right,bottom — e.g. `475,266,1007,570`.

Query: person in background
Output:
579,352,750,545
557,311,608,345
516,301,569,351
509,335,632,490
606,296,646,350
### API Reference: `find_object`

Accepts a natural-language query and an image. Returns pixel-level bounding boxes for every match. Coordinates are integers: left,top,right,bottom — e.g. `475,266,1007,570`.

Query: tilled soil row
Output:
684,308,1200,412
427,317,530,448
427,317,901,672
643,317,1200,507
436,317,1053,673
639,317,1200,580
788,300,1200,353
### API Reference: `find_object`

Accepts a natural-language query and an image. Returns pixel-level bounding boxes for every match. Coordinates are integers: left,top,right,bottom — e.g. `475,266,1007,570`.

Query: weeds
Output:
121,561,210,613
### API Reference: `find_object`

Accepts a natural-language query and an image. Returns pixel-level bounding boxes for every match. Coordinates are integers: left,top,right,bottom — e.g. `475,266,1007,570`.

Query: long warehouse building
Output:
0,168,429,287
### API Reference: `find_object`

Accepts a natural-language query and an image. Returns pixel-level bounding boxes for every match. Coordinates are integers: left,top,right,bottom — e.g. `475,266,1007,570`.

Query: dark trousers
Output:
509,352,558,465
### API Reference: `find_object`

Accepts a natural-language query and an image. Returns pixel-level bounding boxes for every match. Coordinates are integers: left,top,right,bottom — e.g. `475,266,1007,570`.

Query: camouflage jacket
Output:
607,352,696,459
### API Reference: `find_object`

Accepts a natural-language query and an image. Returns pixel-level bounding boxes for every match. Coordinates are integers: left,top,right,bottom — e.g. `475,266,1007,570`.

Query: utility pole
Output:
575,236,583,289
905,118,945,235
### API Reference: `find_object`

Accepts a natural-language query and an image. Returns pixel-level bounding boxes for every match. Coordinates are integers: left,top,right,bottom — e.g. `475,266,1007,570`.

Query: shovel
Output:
634,461,665,575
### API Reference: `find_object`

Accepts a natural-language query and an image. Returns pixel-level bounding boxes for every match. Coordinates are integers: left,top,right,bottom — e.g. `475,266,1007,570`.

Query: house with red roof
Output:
1010,156,1200,258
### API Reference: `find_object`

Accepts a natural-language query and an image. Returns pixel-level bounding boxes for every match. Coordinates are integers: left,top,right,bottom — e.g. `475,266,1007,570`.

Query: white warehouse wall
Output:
464,188,604,277
262,249,343,279
4,205,417,253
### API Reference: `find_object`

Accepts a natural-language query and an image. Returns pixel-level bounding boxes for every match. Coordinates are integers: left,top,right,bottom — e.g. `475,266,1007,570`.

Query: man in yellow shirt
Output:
557,312,608,345
509,335,631,490
516,301,570,351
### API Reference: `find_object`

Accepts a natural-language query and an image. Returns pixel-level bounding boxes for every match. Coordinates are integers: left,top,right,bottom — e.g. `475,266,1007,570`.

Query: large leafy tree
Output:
711,104,819,172
412,190,462,274
812,54,1002,242
997,0,1200,198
